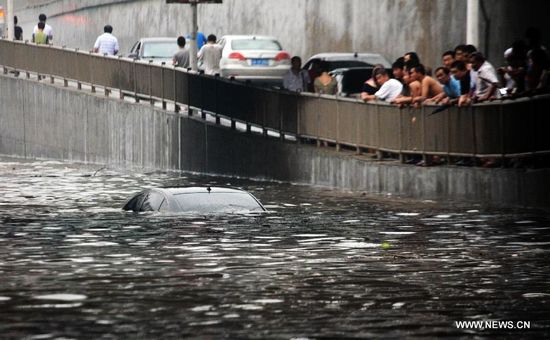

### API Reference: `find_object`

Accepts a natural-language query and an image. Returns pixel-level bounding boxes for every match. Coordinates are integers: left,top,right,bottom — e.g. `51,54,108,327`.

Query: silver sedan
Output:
218,35,291,81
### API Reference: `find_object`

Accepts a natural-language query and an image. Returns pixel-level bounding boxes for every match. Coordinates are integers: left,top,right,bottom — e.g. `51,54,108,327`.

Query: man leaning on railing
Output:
361,68,403,103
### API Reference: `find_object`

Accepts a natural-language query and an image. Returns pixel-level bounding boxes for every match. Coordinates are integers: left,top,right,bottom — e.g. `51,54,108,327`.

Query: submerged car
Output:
303,52,392,73
218,35,291,81
128,37,179,64
122,187,266,214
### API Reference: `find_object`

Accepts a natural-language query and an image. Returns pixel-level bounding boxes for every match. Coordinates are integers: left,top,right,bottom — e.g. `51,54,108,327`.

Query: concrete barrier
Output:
1,74,549,209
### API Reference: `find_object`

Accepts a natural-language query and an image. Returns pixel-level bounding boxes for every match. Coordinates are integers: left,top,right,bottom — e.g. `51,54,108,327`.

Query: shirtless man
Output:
410,64,443,105
392,65,421,106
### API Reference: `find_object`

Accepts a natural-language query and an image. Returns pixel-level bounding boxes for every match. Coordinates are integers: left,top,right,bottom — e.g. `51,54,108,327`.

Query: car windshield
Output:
231,39,282,51
142,42,178,58
173,192,264,213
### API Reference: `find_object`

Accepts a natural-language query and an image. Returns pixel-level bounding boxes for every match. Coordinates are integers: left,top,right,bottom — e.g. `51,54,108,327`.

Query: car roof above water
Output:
156,186,249,195
122,186,266,213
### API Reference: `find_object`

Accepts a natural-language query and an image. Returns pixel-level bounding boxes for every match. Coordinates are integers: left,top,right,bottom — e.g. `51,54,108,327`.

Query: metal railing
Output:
1,39,549,162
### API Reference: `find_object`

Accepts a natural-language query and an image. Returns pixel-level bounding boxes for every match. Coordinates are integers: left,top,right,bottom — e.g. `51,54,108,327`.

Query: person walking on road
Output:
198,34,223,75
93,25,119,55
173,36,190,68
32,22,49,44
283,56,310,92
14,16,23,41
32,14,53,42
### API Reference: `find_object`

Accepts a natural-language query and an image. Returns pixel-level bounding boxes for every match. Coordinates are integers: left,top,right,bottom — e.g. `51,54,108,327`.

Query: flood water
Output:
0,158,549,339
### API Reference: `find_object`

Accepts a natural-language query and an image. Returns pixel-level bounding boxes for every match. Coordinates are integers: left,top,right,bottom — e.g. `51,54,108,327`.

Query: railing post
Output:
118,56,124,100
376,103,382,159
335,98,340,152
149,60,154,105
262,95,268,137
316,95,321,147
161,62,166,109
49,45,54,84
133,59,138,103
529,98,537,158
355,103,361,155
398,107,404,163
62,46,68,87
279,93,285,142
421,106,427,163
471,105,477,163
215,76,221,125
447,106,452,164
90,54,96,93
200,75,206,120
173,66,179,113
187,72,192,116
104,54,110,96
499,103,505,166
296,95,301,143
245,89,253,132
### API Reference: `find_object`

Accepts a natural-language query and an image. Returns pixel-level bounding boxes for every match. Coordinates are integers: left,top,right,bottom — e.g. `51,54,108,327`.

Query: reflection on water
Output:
0,158,549,338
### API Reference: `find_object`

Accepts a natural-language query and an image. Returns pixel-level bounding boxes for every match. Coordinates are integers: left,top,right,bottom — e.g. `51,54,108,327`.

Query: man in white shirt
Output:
361,69,403,102
283,56,310,92
93,25,119,56
198,34,223,75
470,52,499,102
32,14,53,42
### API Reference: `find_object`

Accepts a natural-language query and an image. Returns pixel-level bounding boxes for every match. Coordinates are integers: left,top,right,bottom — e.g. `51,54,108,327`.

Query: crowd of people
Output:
12,13,550,105
282,28,549,108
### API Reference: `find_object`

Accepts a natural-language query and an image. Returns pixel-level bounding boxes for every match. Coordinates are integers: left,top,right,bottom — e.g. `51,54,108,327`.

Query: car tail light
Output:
275,52,290,61
228,52,246,61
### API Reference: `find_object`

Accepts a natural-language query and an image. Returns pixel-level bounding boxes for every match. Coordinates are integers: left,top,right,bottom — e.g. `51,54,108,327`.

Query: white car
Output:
218,35,291,81
128,37,179,65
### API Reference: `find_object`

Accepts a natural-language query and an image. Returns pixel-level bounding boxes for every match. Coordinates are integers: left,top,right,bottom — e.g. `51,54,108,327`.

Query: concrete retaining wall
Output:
0,75,180,168
1,74,549,208
11,0,550,69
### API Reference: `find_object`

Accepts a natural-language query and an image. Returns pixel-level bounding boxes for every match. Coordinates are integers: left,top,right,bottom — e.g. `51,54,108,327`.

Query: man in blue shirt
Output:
186,31,207,50
429,66,461,104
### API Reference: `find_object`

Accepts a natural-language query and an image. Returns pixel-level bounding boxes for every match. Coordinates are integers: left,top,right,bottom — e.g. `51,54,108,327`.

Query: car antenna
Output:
207,186,212,193
354,52,358,58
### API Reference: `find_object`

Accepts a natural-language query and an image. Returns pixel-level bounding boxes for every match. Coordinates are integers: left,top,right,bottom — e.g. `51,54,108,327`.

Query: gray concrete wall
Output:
0,74,180,169
1,74,549,209
10,0,550,68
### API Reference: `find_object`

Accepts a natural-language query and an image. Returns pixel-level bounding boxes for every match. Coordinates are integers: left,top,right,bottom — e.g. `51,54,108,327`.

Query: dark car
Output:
123,187,266,214
330,67,394,97
303,52,392,73
330,67,375,97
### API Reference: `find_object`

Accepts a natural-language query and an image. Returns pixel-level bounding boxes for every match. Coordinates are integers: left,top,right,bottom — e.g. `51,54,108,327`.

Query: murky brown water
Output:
0,158,549,339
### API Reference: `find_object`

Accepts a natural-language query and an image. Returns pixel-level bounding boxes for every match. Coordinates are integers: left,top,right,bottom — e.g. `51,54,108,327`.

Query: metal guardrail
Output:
1,39,549,161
